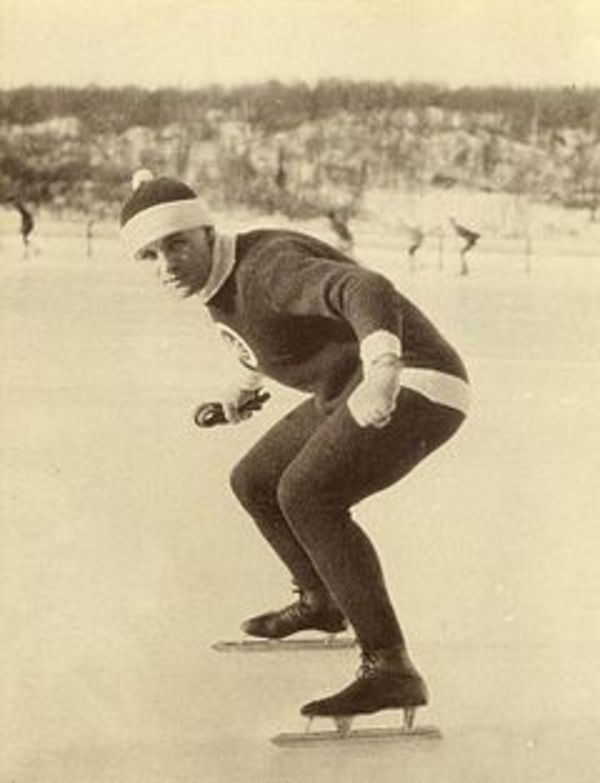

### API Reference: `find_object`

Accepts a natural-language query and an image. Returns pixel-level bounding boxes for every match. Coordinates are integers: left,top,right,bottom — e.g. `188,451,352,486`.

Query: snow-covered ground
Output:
1,225,600,782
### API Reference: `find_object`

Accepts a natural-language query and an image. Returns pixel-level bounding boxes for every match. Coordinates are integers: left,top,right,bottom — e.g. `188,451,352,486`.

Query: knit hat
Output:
120,170,212,257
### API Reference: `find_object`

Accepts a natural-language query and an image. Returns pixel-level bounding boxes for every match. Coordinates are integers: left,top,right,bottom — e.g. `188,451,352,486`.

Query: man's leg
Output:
276,390,465,715
277,389,465,653
229,397,345,635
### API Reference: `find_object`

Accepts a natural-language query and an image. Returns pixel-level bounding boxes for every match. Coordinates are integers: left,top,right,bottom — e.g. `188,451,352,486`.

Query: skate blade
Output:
271,725,442,746
212,636,357,653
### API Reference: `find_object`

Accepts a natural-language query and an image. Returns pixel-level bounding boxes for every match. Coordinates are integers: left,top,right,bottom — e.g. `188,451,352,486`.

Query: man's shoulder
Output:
236,228,322,257
235,228,358,270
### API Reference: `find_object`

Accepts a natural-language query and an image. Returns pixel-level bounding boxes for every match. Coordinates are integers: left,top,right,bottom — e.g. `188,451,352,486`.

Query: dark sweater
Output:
206,229,468,411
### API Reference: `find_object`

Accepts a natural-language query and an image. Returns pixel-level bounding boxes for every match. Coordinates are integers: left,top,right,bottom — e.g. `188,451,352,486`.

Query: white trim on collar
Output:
201,233,238,303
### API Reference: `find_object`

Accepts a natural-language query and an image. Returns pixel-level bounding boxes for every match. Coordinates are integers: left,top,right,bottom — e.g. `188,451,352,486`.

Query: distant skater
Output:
7,197,35,258
86,218,95,258
327,208,354,254
400,221,425,273
274,147,287,191
408,228,424,259
449,217,479,276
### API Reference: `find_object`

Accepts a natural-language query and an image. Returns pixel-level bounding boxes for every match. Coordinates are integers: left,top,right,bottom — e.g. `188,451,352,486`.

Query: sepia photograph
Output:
1,1,600,780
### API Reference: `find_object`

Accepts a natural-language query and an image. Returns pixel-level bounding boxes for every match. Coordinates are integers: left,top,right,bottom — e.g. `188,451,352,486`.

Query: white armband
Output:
360,330,402,368
234,364,264,391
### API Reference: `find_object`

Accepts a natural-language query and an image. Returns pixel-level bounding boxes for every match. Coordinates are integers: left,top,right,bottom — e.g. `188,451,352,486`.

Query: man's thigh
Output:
285,389,464,508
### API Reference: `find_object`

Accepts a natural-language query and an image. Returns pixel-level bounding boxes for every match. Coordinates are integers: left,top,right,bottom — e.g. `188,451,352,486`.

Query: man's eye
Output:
138,248,158,260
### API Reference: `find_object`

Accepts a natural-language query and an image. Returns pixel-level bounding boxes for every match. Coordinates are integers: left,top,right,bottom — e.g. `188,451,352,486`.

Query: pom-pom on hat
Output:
120,170,212,257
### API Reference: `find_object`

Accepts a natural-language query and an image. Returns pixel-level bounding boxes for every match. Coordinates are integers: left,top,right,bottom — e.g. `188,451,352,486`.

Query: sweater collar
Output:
201,232,237,303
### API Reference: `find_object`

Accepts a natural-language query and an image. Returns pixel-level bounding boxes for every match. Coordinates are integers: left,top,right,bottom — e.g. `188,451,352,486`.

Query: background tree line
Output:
1,80,600,222
2,80,600,135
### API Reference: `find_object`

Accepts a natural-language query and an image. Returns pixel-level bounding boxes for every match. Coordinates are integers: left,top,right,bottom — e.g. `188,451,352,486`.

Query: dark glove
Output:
194,390,271,428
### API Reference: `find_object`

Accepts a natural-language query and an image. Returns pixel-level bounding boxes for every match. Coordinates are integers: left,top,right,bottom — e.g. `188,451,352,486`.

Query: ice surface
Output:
1,229,600,782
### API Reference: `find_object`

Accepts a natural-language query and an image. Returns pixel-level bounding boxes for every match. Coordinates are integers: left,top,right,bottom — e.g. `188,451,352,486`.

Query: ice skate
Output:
272,647,441,745
213,587,354,653
242,586,347,638
301,646,428,717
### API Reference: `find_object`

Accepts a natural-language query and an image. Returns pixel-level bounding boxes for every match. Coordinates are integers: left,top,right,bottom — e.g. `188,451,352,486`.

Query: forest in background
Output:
1,80,600,226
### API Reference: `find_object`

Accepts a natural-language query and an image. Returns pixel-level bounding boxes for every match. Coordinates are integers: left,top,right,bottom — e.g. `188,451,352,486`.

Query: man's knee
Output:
277,469,323,543
230,459,257,509
230,457,273,512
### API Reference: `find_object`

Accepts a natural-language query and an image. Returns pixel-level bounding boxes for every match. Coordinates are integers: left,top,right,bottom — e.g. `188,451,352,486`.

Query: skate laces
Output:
278,588,311,623
285,584,339,623
281,601,306,620
356,651,379,679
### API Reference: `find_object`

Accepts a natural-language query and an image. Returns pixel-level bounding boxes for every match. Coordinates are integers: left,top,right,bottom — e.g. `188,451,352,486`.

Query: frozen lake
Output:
1,228,600,782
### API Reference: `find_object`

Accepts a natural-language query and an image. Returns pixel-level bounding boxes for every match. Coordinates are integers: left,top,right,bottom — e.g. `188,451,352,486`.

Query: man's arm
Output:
258,250,402,342
256,250,404,428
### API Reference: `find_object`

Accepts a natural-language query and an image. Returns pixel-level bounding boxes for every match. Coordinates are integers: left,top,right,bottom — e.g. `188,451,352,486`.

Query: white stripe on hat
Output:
121,198,212,257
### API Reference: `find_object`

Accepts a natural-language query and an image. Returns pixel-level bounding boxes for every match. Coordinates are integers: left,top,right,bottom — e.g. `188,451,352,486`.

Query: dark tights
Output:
230,389,465,652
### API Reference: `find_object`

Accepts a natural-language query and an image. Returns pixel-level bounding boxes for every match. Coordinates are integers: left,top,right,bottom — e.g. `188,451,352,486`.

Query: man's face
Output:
138,227,213,297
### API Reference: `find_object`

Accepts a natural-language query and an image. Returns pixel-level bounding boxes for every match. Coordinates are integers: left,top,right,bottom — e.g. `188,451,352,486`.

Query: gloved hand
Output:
220,385,265,424
347,355,403,428
194,389,270,428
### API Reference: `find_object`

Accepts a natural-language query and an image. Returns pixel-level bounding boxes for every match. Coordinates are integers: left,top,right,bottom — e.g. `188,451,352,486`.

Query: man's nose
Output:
165,253,182,271
168,249,187,267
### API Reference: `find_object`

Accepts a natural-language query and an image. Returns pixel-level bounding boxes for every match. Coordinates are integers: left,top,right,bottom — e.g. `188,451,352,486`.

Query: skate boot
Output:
300,646,428,727
241,587,347,640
